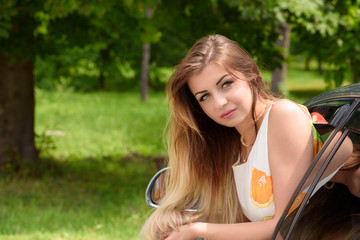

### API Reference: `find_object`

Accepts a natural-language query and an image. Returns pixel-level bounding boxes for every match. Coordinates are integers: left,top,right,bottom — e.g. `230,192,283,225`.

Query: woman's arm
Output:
267,100,315,221
161,219,278,240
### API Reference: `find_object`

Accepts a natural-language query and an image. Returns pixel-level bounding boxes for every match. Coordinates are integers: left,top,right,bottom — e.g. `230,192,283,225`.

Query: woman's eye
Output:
222,81,233,88
199,94,209,102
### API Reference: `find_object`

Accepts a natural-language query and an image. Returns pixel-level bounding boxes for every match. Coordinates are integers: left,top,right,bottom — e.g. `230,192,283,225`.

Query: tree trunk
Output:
353,74,359,84
99,67,105,90
141,43,151,101
140,6,153,102
317,58,323,74
350,58,359,84
271,22,290,96
304,57,310,71
99,48,110,90
0,53,37,167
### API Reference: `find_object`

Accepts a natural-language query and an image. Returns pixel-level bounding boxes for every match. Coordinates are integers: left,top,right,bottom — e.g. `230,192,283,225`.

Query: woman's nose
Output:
213,93,228,108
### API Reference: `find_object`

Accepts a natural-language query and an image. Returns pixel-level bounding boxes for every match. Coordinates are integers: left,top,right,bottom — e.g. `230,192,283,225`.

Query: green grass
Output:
0,62,350,239
0,157,158,240
1,90,168,240
35,90,169,159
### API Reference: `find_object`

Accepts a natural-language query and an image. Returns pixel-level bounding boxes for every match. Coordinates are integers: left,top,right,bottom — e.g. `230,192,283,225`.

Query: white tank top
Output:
232,106,275,222
232,105,340,222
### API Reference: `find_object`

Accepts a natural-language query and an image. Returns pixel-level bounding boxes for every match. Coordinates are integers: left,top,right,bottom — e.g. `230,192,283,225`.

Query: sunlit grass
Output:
1,90,168,240
35,90,169,159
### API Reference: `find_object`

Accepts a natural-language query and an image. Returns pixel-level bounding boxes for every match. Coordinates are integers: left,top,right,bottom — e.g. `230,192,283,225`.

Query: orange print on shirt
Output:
250,168,274,208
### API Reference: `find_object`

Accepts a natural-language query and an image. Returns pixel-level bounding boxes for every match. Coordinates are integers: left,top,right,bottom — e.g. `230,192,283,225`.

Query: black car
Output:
145,83,360,240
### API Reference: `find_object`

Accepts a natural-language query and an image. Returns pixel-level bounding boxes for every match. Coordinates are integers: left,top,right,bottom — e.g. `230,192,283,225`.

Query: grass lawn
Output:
35,90,169,159
1,91,169,240
0,62,350,239
0,158,157,240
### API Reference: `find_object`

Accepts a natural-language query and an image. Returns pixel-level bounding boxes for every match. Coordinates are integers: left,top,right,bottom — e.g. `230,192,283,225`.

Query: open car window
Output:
273,84,360,240
278,129,360,239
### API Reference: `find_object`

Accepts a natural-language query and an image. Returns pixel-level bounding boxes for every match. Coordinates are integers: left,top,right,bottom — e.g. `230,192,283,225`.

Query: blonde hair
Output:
141,34,275,239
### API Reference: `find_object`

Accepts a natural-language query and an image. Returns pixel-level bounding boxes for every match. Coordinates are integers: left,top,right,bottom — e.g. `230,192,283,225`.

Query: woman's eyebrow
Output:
194,90,207,97
194,74,229,97
215,74,229,86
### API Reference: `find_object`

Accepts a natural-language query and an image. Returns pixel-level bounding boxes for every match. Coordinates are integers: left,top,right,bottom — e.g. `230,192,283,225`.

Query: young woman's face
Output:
188,63,253,129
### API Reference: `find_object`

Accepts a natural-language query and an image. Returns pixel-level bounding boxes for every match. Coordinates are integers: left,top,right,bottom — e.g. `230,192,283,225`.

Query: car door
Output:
272,84,360,240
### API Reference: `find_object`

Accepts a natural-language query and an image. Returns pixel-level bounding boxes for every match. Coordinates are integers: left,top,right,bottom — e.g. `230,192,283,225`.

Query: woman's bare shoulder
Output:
270,99,309,120
270,99,310,125
267,99,313,172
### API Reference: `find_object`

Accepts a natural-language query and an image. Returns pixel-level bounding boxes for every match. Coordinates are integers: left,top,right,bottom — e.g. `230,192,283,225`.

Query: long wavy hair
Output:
141,34,275,239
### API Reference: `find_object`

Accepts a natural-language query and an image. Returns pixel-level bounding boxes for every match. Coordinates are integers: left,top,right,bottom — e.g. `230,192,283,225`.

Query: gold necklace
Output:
240,135,251,164
240,103,269,163
240,134,253,148
240,145,248,164
241,155,247,164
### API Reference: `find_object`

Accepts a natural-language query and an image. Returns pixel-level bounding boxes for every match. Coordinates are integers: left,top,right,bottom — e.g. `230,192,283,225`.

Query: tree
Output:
329,0,360,85
123,0,161,101
291,0,360,88
271,22,290,95
151,0,281,77
0,0,157,167
140,6,154,101
0,0,112,166
0,0,39,167
227,0,344,95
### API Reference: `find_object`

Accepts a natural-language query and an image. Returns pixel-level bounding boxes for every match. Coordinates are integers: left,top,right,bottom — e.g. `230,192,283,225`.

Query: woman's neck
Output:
235,100,270,144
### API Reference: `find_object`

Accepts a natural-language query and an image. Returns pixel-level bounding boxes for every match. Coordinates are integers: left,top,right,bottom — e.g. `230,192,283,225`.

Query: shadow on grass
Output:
2,153,166,181
0,154,166,237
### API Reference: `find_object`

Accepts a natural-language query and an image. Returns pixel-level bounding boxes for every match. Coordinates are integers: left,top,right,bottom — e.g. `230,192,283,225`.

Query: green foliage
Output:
35,47,99,91
291,0,360,85
0,145,22,175
1,0,359,92
149,65,173,91
0,0,18,38
1,0,145,91
35,43,141,92
35,132,57,159
151,0,281,70
324,68,347,90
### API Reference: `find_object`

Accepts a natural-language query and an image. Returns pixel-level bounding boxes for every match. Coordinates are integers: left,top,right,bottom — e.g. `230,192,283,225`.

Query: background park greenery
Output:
0,0,359,239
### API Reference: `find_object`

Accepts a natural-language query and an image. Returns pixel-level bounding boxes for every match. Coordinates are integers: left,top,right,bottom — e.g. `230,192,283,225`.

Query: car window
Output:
280,177,360,239
279,130,360,240
277,103,360,239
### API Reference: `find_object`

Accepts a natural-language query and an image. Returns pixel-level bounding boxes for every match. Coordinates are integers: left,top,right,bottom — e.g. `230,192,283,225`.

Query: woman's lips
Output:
221,108,236,119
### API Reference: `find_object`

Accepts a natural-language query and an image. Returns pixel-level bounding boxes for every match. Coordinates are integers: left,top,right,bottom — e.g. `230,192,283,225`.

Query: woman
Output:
141,34,353,240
